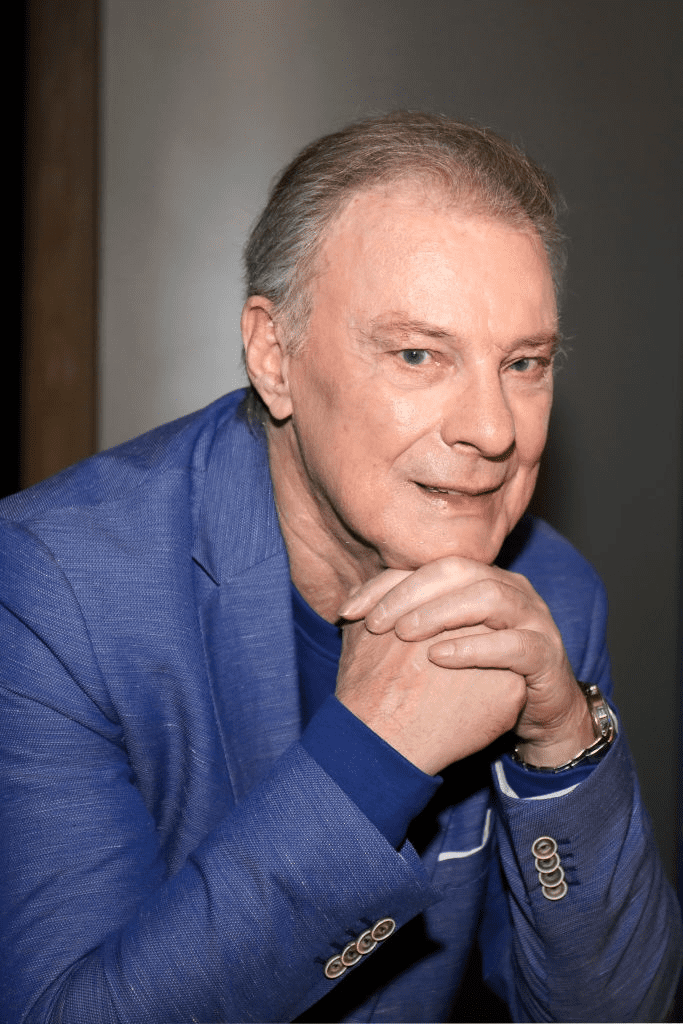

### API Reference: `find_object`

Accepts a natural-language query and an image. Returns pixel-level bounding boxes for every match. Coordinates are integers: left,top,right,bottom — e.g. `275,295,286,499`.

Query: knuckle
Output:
504,672,528,712
508,570,528,587
395,609,421,638
512,629,532,658
440,555,462,572
432,555,468,583
477,578,503,605
511,627,543,663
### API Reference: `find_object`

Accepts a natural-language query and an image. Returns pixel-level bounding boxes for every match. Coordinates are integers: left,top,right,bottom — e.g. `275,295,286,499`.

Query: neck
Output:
266,421,383,622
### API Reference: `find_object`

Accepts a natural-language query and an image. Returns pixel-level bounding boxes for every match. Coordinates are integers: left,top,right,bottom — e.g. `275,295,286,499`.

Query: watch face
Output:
579,682,615,742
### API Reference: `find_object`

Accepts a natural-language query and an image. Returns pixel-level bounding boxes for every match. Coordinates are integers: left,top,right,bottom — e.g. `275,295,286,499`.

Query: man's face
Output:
276,183,558,572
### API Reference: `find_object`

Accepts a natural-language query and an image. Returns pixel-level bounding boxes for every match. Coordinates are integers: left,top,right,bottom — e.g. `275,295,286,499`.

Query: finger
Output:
362,556,493,633
337,569,412,621
393,577,534,641
427,628,554,681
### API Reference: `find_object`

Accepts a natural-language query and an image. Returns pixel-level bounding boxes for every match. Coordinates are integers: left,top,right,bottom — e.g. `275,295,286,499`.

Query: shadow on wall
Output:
527,400,573,537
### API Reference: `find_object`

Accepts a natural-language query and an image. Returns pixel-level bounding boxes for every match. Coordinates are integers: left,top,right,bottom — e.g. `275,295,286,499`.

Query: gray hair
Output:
242,111,565,422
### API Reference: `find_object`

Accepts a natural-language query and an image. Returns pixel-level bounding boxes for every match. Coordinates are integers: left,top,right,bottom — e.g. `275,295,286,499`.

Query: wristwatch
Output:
511,682,617,773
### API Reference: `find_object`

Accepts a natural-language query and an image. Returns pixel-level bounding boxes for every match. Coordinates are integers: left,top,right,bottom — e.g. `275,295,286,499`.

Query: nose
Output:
440,369,516,460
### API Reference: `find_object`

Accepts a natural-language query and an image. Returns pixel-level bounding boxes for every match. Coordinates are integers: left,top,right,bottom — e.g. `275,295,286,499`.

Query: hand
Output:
336,617,528,775
338,558,594,770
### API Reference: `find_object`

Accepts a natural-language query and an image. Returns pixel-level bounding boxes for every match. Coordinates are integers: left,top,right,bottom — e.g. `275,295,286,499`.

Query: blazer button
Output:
538,865,565,888
356,929,378,954
371,917,396,942
531,836,557,859
532,836,567,899
324,955,347,979
534,852,560,873
341,941,363,967
542,879,568,901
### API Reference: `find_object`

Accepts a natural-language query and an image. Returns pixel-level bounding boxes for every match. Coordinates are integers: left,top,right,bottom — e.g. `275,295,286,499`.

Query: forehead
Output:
310,183,557,335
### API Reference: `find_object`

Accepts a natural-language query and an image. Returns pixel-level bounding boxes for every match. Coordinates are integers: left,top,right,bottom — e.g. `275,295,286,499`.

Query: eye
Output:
509,357,534,372
399,349,430,366
508,356,550,374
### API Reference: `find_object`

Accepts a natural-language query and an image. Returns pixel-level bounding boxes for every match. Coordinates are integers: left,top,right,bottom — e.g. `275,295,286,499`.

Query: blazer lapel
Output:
197,556,300,802
192,405,301,802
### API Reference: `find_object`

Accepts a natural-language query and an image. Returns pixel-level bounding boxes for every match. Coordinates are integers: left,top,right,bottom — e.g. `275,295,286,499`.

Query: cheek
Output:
380,393,429,432
359,392,442,464
335,390,428,459
514,395,552,465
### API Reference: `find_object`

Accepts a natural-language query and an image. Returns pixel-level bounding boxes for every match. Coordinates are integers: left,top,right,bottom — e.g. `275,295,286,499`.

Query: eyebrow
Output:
367,316,453,340
365,315,562,352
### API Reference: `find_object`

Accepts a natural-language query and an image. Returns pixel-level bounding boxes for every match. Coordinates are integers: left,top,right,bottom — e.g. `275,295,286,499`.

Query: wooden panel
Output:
22,0,98,487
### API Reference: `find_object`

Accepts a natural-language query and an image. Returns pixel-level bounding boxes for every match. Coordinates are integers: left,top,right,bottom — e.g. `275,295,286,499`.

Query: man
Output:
1,112,680,1023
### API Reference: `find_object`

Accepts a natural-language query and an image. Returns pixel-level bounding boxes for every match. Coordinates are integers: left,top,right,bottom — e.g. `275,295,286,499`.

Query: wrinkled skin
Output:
243,182,593,772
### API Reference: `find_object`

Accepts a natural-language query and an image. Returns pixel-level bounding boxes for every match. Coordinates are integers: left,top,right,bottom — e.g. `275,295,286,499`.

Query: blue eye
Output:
510,357,534,372
400,349,429,366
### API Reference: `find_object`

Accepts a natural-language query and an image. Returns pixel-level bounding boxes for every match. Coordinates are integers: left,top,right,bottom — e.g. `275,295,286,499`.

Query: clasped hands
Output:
336,557,594,776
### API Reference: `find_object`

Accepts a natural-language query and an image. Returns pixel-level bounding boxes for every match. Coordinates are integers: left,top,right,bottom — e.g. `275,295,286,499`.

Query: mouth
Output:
415,481,503,497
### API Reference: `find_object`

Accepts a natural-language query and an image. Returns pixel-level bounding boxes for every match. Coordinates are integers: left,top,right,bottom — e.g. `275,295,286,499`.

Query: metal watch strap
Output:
511,681,617,773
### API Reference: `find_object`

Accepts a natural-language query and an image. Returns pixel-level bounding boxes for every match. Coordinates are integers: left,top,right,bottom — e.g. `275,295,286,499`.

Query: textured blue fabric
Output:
0,389,680,1023
293,577,343,724
293,577,593,813
293,583,440,847
301,695,441,849
499,750,597,796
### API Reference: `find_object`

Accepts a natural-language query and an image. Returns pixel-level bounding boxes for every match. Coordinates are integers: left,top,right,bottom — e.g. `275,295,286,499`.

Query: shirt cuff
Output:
497,751,598,799
498,699,620,798
300,695,440,848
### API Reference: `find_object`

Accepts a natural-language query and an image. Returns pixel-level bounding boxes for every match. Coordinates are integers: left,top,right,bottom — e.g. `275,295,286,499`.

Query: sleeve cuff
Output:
498,701,621,798
300,695,440,847
496,751,599,799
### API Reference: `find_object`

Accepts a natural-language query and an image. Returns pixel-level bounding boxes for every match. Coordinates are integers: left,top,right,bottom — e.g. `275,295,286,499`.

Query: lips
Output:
416,481,504,497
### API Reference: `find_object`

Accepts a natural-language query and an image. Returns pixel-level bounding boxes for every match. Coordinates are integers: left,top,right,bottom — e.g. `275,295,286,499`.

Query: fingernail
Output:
394,611,420,639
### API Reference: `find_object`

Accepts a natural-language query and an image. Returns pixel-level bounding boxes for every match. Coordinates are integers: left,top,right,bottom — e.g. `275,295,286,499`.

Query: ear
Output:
241,296,293,421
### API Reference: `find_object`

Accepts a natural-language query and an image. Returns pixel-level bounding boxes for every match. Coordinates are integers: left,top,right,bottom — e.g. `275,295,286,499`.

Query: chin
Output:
379,531,505,570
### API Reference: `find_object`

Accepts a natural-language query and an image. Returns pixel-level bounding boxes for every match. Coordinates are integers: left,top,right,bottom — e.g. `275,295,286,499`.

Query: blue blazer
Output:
0,390,680,1023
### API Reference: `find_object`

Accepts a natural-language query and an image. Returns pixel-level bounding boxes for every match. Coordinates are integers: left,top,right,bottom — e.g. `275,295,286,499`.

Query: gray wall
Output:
101,0,682,877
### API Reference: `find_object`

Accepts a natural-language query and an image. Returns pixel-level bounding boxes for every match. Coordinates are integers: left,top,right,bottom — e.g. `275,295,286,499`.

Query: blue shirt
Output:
293,583,595,848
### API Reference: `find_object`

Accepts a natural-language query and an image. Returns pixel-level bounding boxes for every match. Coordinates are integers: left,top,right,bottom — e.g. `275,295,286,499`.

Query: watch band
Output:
511,682,617,773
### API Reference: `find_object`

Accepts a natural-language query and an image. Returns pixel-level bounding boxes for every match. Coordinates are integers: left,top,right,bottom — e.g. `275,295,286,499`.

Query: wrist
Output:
514,683,616,771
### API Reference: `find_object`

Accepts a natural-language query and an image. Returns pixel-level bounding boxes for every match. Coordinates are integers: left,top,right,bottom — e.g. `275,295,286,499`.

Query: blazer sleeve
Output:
480,570,682,1022
0,524,436,1024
